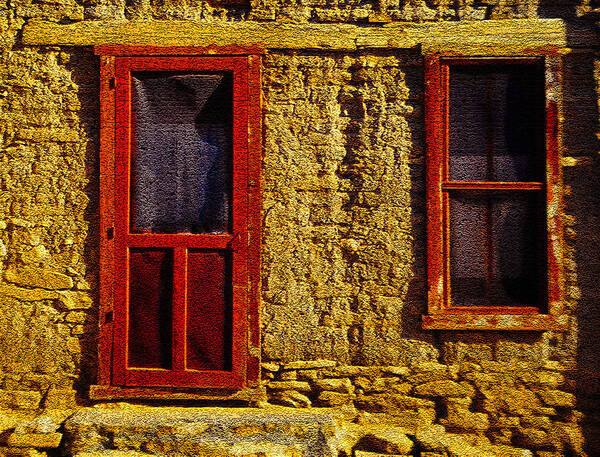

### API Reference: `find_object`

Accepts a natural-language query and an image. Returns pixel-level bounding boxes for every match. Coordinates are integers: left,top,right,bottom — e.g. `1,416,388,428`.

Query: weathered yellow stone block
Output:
517,428,551,447
0,391,41,410
355,452,411,457
270,390,312,407
314,378,353,393
16,128,79,143
7,432,63,448
361,426,414,454
0,411,34,434
283,359,337,370
57,291,93,310
537,390,576,407
413,380,470,397
357,393,435,411
267,381,311,392
21,245,51,264
0,284,57,301
318,391,356,406
521,415,552,430
4,267,73,290
65,311,86,324
76,453,150,457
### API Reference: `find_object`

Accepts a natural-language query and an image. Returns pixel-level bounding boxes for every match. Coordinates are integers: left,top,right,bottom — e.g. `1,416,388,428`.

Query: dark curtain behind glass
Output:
131,72,233,234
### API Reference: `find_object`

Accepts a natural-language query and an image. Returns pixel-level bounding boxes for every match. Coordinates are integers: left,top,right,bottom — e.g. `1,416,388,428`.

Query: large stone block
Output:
317,391,356,406
357,393,436,411
0,285,58,302
283,360,337,370
480,387,541,415
314,377,353,393
271,390,312,408
442,398,489,432
268,381,312,392
4,267,73,290
0,390,42,410
7,432,63,448
515,428,553,448
413,380,471,397
64,407,343,457
416,425,532,457
359,427,414,454
537,390,576,407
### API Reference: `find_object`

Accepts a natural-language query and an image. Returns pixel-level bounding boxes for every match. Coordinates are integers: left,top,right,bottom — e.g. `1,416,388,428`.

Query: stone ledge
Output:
88,385,267,402
64,406,343,457
21,19,574,53
422,313,569,331
66,405,340,428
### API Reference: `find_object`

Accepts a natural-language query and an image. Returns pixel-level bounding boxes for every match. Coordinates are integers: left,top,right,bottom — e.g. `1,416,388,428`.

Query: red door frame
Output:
96,48,262,392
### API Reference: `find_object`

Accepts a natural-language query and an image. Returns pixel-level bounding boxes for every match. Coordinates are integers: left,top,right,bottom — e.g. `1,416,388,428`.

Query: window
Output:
423,55,566,331
93,47,262,396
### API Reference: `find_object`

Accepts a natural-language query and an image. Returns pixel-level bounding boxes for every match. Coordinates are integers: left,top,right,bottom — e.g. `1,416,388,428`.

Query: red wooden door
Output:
111,56,251,388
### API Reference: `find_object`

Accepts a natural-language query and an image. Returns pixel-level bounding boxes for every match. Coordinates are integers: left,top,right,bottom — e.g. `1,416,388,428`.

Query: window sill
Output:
89,385,266,402
422,313,569,331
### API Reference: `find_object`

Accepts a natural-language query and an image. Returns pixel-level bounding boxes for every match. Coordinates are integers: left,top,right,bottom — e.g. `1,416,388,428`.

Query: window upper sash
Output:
423,54,566,331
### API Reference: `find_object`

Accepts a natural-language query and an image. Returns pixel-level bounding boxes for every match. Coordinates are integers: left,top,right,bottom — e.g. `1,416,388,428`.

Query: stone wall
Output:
0,359,584,456
261,50,433,365
0,0,599,453
562,50,600,455
74,0,541,23
0,44,98,405
263,359,582,455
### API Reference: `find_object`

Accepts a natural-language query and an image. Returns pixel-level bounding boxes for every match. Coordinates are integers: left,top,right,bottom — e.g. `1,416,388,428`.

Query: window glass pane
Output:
128,248,173,369
131,72,232,234
449,192,544,307
449,64,545,182
186,250,232,371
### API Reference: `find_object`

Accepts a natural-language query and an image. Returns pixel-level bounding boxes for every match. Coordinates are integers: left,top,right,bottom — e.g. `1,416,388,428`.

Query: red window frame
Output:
422,54,567,331
93,46,262,396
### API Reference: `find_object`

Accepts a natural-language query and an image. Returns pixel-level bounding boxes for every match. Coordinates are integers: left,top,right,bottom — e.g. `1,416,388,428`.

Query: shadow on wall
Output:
69,48,101,400
402,56,432,343
538,0,579,18
561,46,600,455
337,50,438,364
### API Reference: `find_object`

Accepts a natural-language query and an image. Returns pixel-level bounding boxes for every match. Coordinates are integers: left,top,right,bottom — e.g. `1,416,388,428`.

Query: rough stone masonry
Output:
1,0,600,453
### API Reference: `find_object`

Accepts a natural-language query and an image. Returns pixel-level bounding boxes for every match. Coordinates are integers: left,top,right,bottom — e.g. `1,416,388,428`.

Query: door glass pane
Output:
131,72,232,234
449,64,545,182
449,192,544,307
186,250,232,371
128,248,173,369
